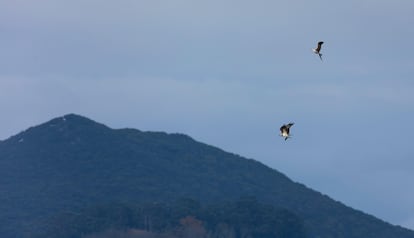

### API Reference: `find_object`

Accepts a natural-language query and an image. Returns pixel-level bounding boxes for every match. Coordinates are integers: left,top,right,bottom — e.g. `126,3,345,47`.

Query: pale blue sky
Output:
1,0,414,230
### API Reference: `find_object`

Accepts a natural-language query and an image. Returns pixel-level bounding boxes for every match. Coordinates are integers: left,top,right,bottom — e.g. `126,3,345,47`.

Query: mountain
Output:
0,114,413,238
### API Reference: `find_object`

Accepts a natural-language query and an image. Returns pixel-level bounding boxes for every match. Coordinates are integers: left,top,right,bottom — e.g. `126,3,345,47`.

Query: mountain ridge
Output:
0,114,412,238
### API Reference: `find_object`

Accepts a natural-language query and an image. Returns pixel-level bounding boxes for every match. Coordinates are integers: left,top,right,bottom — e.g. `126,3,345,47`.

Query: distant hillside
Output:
0,114,413,238
35,198,308,238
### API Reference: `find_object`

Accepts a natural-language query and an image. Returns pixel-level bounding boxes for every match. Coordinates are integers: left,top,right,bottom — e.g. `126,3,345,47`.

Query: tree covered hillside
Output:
35,198,307,238
0,114,413,238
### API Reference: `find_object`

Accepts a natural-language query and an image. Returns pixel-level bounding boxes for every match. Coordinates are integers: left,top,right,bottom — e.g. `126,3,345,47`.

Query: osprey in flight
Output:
313,41,324,61
280,123,294,141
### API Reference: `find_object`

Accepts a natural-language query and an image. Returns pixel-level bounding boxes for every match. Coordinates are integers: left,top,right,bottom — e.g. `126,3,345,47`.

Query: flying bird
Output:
313,41,324,61
280,123,294,141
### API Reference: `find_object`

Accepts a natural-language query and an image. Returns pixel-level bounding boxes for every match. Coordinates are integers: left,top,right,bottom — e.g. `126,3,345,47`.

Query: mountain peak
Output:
4,114,111,145
47,113,104,127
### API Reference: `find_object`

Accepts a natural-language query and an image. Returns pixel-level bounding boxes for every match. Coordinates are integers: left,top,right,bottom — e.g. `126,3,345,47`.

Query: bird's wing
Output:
316,41,324,52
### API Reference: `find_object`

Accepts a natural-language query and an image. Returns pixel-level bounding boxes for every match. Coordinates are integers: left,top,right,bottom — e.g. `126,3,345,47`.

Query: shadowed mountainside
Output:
0,114,413,238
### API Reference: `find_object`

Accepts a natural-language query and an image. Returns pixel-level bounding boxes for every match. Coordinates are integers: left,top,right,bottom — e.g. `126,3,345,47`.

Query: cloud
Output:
281,80,414,111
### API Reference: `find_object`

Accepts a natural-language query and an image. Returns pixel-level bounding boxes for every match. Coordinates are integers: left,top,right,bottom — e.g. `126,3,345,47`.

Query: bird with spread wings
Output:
280,123,294,141
313,41,324,61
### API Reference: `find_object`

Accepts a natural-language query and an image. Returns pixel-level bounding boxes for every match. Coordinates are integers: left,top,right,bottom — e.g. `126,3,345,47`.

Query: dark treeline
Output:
33,197,308,238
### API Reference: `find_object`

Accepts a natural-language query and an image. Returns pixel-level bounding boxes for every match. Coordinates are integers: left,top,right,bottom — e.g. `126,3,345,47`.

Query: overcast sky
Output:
1,0,414,230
